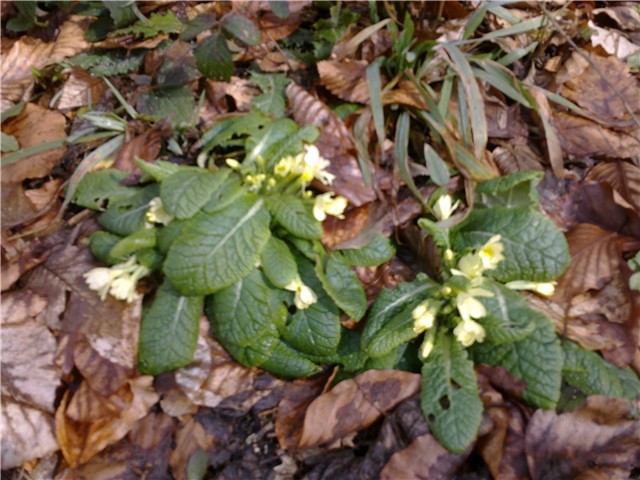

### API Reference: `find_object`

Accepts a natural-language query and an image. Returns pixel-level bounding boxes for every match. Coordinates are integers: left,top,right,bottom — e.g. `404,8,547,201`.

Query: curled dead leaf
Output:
298,369,420,448
586,160,640,215
56,68,107,110
317,59,371,103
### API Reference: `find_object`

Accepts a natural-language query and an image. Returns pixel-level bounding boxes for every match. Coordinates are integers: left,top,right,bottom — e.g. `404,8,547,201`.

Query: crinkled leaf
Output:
138,281,204,375
111,11,183,38
475,170,543,209
194,32,233,81
361,274,438,348
201,174,245,213
472,304,563,409
250,72,289,118
73,169,134,210
417,218,451,251
221,11,261,46
340,234,395,267
163,196,271,295
259,340,322,378
281,257,341,357
160,168,231,219
421,332,483,454
366,303,421,358
476,280,538,344
135,159,180,182
245,118,317,169
261,236,298,289
206,269,283,347
99,184,159,236
268,195,322,240
103,0,137,27
156,218,186,254
562,340,640,402
89,231,123,265
136,85,195,129
219,334,280,368
200,111,269,151
69,49,145,76
109,227,156,259
452,207,570,282
317,252,367,321
136,248,164,271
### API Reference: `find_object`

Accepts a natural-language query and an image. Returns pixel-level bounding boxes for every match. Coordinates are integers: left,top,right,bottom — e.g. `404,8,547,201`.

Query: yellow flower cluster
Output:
146,197,174,226
83,256,149,303
284,276,318,310
313,192,348,222
274,145,335,186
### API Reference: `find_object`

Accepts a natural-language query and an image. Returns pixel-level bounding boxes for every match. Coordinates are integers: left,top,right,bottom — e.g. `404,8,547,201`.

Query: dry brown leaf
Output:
204,76,258,115
492,143,544,175
380,434,469,480
552,112,640,158
588,21,640,60
113,120,173,173
530,87,564,177
170,416,216,480
56,68,107,110
586,160,640,214
56,376,159,467
287,82,376,206
66,380,121,422
232,0,310,43
594,6,640,31
317,59,371,103
298,369,420,448
484,99,528,139
50,15,92,61
525,397,640,479
558,52,639,123
254,48,307,72
1,103,67,183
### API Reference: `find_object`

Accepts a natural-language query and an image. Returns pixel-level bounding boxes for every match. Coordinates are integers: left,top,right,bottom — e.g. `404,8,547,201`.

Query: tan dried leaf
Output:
525,397,640,479
317,59,371,103
66,380,121,422
56,376,159,467
298,370,420,448
594,6,640,31
170,417,216,480
492,143,544,175
588,21,640,60
586,161,640,214
57,68,107,110
50,15,92,62
558,52,640,122
380,434,469,480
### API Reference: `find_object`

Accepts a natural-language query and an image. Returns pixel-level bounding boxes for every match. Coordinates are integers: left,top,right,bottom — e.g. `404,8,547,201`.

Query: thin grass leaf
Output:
437,75,454,120
102,76,139,119
477,15,545,41
367,59,385,150
443,45,487,163
471,64,530,106
424,143,450,187
487,3,522,25
394,112,423,204
456,80,472,148
498,42,538,66
1,138,67,167
353,109,373,187
463,3,490,40
342,18,391,58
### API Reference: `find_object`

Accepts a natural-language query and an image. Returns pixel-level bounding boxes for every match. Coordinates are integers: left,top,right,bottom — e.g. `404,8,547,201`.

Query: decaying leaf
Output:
113,120,173,173
56,67,107,110
586,160,640,214
298,370,421,448
170,416,216,480
317,59,371,103
287,82,376,206
525,396,640,479
492,143,544,175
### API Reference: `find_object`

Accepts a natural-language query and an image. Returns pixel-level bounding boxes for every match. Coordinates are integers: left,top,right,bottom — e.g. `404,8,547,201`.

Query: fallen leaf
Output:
298,369,421,448
50,15,92,62
586,160,640,214
255,48,308,72
588,21,640,60
380,434,469,479
317,59,371,103
66,380,121,422
525,396,640,479
552,112,640,159
113,120,173,173
56,67,107,110
205,76,258,113
287,82,376,206
56,376,159,467
492,143,544,175
170,416,216,480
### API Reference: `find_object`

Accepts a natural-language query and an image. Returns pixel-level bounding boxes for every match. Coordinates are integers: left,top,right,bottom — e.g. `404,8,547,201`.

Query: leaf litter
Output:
2,1,640,478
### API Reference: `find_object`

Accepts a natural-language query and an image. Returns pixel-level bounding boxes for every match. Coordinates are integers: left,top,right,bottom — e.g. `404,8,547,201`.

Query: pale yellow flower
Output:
284,277,318,310
146,197,174,226
453,252,484,279
274,156,296,176
313,192,348,221
456,287,492,323
505,280,556,296
245,173,266,191
420,327,437,359
84,256,149,303
110,276,141,303
83,267,115,300
225,158,240,169
478,235,505,270
300,145,334,185
453,318,486,347
411,300,438,333
432,194,460,222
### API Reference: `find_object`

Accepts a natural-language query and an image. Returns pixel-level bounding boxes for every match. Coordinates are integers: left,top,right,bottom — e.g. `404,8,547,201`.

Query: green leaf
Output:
261,236,298,289
417,218,451,251
269,1,289,19
180,13,216,42
395,112,423,203
73,169,134,210
109,227,156,259
138,281,204,375
160,168,231,219
111,11,183,38
562,340,640,402
339,234,395,267
475,280,538,344
452,207,570,282
424,143,450,187
366,303,421,358
268,195,322,240
136,248,164,271
421,332,483,454
317,253,367,321
218,333,280,368
69,49,146,76
221,11,261,46
1,132,19,153
200,111,269,151
103,0,137,27
207,269,284,348
472,304,563,409
99,184,159,236
281,257,341,357
163,196,271,295
6,1,36,32
250,72,289,118
156,218,186,254
367,59,385,147
194,32,233,81
201,174,246,213
89,231,123,265
135,159,180,182
361,274,437,348
259,340,322,378
245,118,317,168
136,85,195,128
475,170,543,209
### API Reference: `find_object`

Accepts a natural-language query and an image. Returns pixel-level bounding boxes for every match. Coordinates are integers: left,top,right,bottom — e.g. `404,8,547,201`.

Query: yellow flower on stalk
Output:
313,192,348,222
84,267,116,300
432,194,460,222
146,197,174,226
83,256,149,303
420,327,437,359
411,300,439,334
453,318,486,347
478,235,505,271
456,287,492,323
505,280,556,296
274,156,297,177
284,276,318,310
452,252,484,279
245,173,266,191
299,145,334,186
